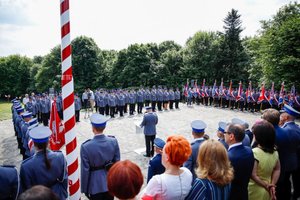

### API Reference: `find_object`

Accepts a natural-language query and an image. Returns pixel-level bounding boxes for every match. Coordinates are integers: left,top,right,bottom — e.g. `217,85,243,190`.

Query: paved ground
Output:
0,103,282,198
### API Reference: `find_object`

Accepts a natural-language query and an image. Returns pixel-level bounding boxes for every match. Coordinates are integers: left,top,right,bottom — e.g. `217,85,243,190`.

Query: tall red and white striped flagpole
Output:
60,0,81,199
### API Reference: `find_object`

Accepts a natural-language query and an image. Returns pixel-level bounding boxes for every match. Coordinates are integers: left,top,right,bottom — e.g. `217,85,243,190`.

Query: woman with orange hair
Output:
141,135,193,200
107,160,143,200
185,139,234,199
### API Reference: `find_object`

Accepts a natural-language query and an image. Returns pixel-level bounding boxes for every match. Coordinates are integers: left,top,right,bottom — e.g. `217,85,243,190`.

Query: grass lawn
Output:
0,101,12,121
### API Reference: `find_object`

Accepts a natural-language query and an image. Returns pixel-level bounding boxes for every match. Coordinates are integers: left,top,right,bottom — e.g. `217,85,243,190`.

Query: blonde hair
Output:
196,139,234,186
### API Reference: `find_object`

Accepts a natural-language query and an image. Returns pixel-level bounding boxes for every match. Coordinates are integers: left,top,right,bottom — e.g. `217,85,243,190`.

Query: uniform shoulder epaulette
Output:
107,135,115,138
53,150,62,153
22,156,33,163
82,139,91,145
1,165,16,168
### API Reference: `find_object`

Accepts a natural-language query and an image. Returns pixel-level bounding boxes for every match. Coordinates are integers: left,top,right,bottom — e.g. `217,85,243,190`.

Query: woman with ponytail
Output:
20,126,68,200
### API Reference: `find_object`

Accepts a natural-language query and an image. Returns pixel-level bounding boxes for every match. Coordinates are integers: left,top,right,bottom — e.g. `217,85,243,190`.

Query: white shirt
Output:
142,167,192,200
228,142,243,151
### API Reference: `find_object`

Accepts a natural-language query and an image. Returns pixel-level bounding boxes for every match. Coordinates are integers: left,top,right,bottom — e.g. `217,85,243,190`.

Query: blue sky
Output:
0,0,289,57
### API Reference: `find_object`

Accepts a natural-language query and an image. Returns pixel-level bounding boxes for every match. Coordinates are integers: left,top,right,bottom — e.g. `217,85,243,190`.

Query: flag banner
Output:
219,78,224,97
258,83,266,103
236,81,243,102
184,79,189,97
278,82,285,106
229,80,234,97
49,98,65,150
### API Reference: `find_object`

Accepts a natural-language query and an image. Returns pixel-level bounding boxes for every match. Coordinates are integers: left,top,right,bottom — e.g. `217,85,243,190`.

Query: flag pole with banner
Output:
60,0,80,199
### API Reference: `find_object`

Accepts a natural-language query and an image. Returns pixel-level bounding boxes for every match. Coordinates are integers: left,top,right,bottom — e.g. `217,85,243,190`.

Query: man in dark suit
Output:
184,120,207,180
140,106,158,157
225,123,254,200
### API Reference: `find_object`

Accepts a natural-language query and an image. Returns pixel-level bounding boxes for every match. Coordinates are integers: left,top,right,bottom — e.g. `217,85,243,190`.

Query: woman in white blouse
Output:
142,135,193,200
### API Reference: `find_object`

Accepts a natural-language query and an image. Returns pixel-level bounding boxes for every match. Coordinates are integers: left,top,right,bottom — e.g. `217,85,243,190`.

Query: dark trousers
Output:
75,110,80,122
137,102,143,114
175,100,179,109
292,166,300,199
209,97,213,106
118,105,124,117
169,100,174,109
42,112,49,126
129,104,135,115
151,101,156,111
157,101,162,111
58,110,63,120
99,107,105,115
110,106,115,118
124,103,128,113
105,105,109,116
276,171,292,200
145,135,155,156
145,100,150,106
88,192,114,200
38,111,42,123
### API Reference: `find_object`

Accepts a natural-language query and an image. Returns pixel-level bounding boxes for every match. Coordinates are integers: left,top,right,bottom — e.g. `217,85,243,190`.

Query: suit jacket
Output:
80,134,120,195
0,166,20,200
184,138,205,180
228,144,254,200
141,112,158,136
280,122,300,172
20,150,68,200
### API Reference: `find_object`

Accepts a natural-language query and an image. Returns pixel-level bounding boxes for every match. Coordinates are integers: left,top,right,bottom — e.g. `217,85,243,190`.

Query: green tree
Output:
35,45,61,92
219,9,249,82
259,2,300,89
72,36,102,91
0,55,32,97
180,31,220,85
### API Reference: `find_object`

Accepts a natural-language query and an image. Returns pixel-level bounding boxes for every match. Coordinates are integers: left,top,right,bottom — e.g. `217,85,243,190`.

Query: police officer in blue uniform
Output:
184,120,207,180
174,88,180,109
147,138,166,183
23,118,39,158
80,114,120,200
217,121,229,149
279,105,300,200
20,112,32,159
75,93,82,122
117,91,125,117
40,94,51,126
137,89,144,114
0,165,20,200
140,106,158,157
20,126,68,199
151,88,157,111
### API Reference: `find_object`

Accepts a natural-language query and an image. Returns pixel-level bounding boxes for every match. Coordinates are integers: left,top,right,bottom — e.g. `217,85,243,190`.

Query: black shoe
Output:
143,154,150,157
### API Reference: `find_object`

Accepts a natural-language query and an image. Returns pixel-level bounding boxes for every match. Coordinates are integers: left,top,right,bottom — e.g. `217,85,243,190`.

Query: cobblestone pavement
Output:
0,103,287,199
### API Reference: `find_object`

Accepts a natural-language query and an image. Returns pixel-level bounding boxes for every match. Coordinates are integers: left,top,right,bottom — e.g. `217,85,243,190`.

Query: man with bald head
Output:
225,123,254,200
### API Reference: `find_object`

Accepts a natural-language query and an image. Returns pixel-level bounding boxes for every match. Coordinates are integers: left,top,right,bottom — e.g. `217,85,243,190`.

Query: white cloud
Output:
0,0,289,57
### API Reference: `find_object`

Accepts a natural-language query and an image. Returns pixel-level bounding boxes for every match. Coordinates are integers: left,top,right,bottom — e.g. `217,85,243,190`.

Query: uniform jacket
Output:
140,112,158,136
228,144,254,200
184,138,205,180
0,166,20,200
280,122,300,171
80,134,120,195
147,153,165,183
20,150,68,200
